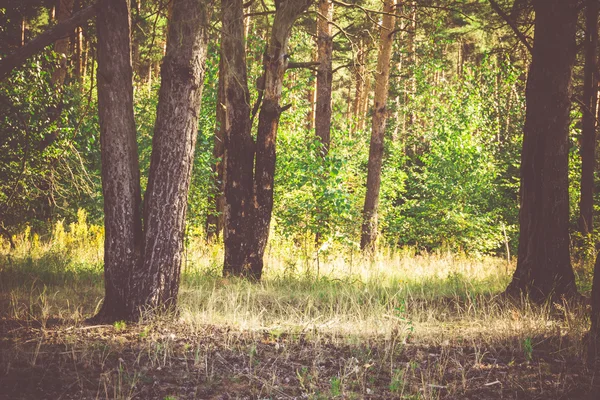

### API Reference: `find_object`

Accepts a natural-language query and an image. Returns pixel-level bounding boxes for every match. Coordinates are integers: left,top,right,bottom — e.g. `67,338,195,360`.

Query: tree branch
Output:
0,3,98,81
287,61,321,70
487,0,533,54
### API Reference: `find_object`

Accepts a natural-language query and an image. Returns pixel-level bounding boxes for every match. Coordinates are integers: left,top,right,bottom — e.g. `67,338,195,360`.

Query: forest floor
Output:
0,239,598,399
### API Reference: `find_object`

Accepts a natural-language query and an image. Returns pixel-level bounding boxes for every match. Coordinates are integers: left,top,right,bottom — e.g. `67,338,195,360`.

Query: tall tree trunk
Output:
407,1,416,127
578,0,598,236
246,0,313,279
392,4,406,142
222,0,255,277
131,0,213,314
94,0,142,322
222,0,311,279
52,0,75,85
504,0,578,302
360,0,396,252
315,0,333,154
207,53,226,242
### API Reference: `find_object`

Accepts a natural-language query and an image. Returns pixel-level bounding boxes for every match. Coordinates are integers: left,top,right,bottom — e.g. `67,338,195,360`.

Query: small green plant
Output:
163,396,177,400
523,337,533,361
389,369,405,393
113,320,127,332
330,376,342,396
139,326,150,338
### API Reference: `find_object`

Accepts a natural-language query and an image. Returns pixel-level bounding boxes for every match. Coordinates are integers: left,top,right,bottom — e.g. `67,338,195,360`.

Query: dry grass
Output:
0,218,597,399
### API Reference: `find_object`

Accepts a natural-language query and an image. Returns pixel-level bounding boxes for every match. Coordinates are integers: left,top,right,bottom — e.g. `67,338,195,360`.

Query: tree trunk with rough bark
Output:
360,0,396,252
131,0,213,315
92,0,213,322
504,0,578,302
578,0,598,236
222,0,311,279
315,0,333,154
247,0,313,279
222,0,255,277
94,0,142,322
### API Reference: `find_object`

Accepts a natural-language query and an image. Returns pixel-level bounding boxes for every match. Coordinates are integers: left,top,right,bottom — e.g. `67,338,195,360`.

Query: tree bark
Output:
360,0,396,252
578,0,598,236
207,52,226,242
247,0,313,279
222,0,311,279
0,4,97,81
94,0,142,322
315,0,333,154
504,0,578,301
131,0,213,314
222,0,255,277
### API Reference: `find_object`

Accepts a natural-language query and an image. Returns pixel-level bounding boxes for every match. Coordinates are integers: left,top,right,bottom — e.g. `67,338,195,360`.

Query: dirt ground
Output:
0,317,596,400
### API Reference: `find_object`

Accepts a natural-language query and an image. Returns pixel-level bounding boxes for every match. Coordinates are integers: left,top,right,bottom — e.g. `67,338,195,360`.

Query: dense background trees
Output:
1,0,599,313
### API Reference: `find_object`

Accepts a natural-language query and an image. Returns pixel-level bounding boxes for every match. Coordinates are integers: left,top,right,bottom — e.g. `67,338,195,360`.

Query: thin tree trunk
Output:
222,0,255,277
131,0,213,314
408,1,416,126
504,0,578,301
93,0,142,322
578,0,598,236
359,71,371,131
207,53,226,242
306,56,316,130
315,0,333,154
352,41,365,134
360,0,396,251
51,0,75,85
21,18,26,46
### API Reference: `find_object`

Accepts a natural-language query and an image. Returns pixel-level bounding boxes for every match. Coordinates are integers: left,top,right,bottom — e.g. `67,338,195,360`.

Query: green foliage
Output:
523,337,533,361
113,320,127,332
381,57,524,254
0,51,101,233
330,375,342,396
274,132,359,250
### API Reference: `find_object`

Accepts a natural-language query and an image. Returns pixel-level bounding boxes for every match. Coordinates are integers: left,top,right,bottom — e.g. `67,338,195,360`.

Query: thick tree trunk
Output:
51,0,75,85
207,53,226,242
94,0,142,322
315,0,333,154
360,0,396,251
222,0,311,279
131,0,213,315
578,0,598,236
0,4,96,81
504,0,578,302
222,0,255,277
